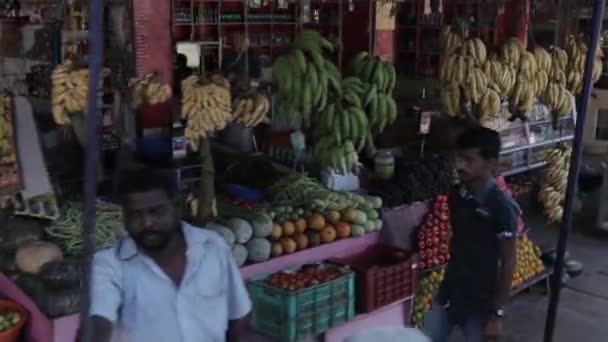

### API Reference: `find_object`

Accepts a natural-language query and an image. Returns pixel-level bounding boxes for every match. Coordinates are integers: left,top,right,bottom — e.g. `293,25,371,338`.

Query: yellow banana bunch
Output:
542,82,572,118
441,82,461,116
478,88,501,119
533,46,552,73
463,67,488,104
508,75,535,119
440,25,465,55
534,70,549,97
482,57,503,85
550,47,569,72
129,76,172,108
232,93,271,127
538,146,572,223
51,61,89,125
500,38,524,67
181,74,232,150
518,51,538,80
440,54,467,85
495,65,517,98
463,38,487,66
548,65,567,86
564,35,604,94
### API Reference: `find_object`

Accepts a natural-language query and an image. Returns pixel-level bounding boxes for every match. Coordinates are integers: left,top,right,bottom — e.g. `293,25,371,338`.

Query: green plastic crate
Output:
249,267,355,342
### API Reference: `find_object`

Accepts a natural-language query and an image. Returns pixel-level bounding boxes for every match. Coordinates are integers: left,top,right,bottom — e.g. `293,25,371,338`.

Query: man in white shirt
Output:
87,168,251,342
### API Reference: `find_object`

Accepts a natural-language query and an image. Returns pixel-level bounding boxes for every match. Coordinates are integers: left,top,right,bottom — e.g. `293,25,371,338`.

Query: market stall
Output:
1,0,606,341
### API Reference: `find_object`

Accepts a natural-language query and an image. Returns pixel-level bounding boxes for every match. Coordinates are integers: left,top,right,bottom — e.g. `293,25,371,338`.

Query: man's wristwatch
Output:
492,308,505,318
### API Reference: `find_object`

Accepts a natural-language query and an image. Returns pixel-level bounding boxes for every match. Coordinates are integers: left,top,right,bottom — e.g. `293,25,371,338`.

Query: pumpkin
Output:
270,224,283,241
307,213,326,231
281,237,297,254
306,231,321,247
352,210,368,225
320,226,337,243
245,238,271,262
271,243,284,257
374,219,383,231
325,210,341,224
335,222,352,239
294,218,307,234
282,221,296,236
293,233,309,250
15,240,63,274
366,210,380,220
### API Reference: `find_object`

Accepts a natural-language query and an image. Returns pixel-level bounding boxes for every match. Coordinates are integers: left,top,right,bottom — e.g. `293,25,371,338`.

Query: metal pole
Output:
543,1,605,341
79,0,104,339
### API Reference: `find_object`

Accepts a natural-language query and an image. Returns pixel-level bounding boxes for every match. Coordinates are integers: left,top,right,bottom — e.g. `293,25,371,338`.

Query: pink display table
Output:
3,202,425,342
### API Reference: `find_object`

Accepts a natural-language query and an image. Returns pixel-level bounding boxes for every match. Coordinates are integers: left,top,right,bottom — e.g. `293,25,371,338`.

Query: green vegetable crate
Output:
249,266,355,342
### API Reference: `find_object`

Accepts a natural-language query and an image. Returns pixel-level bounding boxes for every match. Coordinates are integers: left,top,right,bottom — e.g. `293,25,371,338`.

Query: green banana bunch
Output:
350,52,397,94
271,30,338,128
0,92,15,162
348,52,398,136
312,137,359,175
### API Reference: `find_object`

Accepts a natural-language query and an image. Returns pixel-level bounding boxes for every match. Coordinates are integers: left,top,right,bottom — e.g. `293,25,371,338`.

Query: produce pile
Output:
263,263,344,292
181,74,232,149
565,35,604,95
370,153,453,207
538,146,571,223
0,92,16,163
231,92,271,127
51,61,89,125
129,74,173,107
272,30,338,128
44,200,125,256
512,234,545,288
0,307,22,333
438,24,602,125
416,195,451,270
264,175,383,258
411,268,445,327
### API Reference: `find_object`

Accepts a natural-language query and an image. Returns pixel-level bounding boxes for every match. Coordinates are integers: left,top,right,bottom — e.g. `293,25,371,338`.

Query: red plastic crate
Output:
333,244,418,313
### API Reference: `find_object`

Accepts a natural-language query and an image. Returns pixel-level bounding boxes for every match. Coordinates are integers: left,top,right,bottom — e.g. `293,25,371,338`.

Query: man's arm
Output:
82,252,123,342
493,237,517,311
224,245,252,342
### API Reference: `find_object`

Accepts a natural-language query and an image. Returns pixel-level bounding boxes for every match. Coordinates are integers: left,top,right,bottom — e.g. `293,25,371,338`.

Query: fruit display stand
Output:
239,200,430,342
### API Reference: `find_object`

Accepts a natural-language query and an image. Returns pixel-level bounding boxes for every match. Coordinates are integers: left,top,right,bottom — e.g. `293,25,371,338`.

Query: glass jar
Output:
374,150,395,179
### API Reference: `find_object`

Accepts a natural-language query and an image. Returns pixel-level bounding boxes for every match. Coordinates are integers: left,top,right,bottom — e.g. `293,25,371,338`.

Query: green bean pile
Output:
265,174,329,203
45,200,125,256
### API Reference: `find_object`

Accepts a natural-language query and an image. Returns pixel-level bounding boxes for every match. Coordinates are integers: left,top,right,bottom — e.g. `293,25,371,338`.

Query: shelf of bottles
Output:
171,0,299,60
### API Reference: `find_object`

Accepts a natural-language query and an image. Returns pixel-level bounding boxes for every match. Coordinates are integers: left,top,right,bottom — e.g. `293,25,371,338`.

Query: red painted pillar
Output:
133,0,173,128
494,0,529,46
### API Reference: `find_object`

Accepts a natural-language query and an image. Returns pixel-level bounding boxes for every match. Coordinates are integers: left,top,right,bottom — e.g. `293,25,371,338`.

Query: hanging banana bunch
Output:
51,61,89,125
538,146,572,224
232,92,271,127
181,74,232,150
129,73,173,108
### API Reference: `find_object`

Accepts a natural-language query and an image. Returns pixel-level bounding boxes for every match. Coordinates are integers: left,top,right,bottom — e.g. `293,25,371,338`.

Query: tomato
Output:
420,261,427,269
420,250,426,258
440,213,449,222
439,244,448,253
419,241,426,249
438,255,446,264
419,231,426,240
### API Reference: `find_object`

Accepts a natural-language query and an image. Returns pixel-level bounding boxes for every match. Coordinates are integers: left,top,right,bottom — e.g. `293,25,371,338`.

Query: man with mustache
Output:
425,126,518,342
87,168,251,342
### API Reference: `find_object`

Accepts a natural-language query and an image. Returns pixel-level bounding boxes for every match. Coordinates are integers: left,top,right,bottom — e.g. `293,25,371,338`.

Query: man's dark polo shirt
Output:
442,177,519,323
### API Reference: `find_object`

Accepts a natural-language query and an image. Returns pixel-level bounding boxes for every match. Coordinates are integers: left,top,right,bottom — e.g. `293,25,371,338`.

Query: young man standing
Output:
87,168,251,342
426,126,518,342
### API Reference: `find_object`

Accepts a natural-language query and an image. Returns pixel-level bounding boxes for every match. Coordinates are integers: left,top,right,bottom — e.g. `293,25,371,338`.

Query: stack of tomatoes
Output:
417,194,451,270
265,264,343,291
